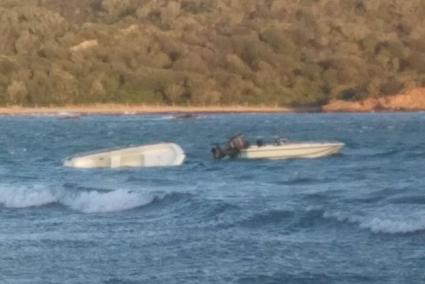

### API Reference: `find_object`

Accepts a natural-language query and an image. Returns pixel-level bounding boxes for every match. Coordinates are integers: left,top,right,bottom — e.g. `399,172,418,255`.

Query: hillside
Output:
0,0,425,107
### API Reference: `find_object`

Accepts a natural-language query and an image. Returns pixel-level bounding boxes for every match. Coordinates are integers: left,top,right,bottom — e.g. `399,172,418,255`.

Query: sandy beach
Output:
0,105,306,116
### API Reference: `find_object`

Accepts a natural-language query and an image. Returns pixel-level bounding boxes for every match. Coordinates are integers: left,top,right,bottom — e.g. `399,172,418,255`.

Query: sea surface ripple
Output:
0,113,425,283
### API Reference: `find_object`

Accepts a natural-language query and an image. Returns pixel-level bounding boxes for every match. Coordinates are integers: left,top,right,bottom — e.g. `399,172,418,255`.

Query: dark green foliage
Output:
0,0,424,106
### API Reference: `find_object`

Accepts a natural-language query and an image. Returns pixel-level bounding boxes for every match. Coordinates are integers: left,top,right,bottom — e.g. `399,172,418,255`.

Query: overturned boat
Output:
212,135,344,160
64,143,185,169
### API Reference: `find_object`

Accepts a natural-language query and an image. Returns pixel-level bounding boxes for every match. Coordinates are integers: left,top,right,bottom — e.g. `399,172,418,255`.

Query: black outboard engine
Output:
211,134,249,159
211,144,225,159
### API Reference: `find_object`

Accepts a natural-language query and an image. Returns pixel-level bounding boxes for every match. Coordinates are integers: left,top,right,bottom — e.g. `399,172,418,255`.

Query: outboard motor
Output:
211,144,225,159
211,134,249,159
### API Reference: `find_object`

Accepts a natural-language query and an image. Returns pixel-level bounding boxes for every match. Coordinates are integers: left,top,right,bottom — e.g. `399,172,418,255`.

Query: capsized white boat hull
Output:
64,143,185,169
238,142,344,160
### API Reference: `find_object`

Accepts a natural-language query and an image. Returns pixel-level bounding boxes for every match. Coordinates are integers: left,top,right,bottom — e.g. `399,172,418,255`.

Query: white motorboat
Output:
64,143,185,169
212,135,344,160
238,142,344,159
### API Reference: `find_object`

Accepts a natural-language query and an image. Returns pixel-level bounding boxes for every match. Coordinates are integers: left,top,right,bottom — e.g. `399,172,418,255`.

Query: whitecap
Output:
62,189,154,213
0,184,155,213
323,210,425,234
0,187,58,208
359,216,425,234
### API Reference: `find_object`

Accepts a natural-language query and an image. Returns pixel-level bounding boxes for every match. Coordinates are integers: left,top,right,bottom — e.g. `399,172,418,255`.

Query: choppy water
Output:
0,113,425,283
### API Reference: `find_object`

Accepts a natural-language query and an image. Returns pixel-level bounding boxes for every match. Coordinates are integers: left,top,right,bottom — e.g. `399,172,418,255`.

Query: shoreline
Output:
0,105,320,116
1,103,425,116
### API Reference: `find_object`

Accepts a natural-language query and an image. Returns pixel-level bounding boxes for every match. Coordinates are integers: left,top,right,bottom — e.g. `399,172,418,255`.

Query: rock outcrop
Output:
323,88,425,112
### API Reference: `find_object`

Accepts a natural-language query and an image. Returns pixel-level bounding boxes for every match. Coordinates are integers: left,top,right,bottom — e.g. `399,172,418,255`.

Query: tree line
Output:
0,0,424,106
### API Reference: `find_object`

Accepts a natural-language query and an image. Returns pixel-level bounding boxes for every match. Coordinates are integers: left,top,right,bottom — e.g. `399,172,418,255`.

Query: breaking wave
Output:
323,210,425,234
0,184,232,218
0,186,155,213
63,189,154,213
358,217,425,234
0,187,57,208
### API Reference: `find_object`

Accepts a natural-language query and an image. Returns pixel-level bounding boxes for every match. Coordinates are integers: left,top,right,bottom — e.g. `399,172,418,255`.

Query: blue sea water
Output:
0,113,425,283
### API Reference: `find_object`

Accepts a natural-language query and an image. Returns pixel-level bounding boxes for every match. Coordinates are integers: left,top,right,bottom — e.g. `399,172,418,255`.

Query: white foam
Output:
359,217,425,234
0,185,155,213
0,187,57,208
323,210,425,234
64,189,154,213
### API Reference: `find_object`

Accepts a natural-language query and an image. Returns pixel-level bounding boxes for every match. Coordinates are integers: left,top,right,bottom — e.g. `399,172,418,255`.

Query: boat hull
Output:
64,143,185,169
238,142,344,160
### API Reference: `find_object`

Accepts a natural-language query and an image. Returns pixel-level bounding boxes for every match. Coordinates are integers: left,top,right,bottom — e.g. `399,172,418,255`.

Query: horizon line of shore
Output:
0,104,423,115
0,105,318,115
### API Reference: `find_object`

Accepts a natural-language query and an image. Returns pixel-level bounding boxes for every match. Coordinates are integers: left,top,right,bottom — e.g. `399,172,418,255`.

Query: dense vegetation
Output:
0,0,425,106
